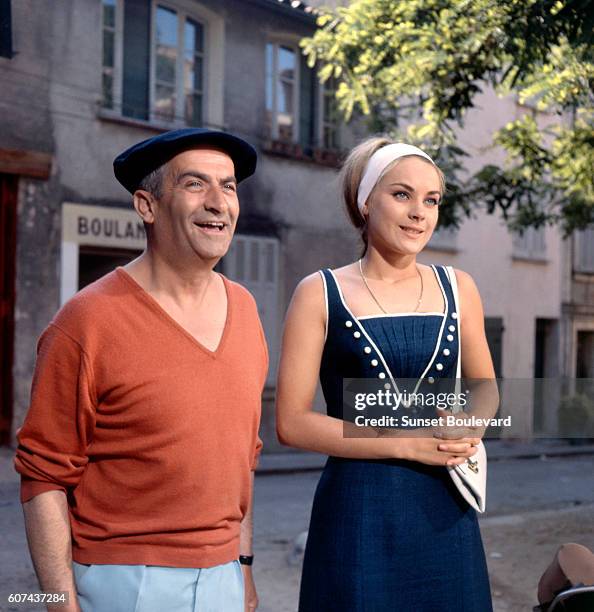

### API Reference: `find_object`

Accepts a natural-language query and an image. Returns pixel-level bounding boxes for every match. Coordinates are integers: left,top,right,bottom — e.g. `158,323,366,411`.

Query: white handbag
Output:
445,266,487,513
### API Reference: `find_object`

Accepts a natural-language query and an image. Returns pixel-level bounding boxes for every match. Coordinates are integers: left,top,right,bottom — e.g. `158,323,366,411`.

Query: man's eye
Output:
224,183,236,192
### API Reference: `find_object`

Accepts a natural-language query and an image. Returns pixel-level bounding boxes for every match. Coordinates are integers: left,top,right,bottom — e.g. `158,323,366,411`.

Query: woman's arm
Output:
276,273,479,465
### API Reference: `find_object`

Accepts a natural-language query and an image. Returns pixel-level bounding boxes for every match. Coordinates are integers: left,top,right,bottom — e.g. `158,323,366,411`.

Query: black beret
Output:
113,128,257,194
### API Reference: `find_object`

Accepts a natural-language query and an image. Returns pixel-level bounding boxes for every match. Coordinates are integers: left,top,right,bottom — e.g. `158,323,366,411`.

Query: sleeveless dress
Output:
298,265,493,612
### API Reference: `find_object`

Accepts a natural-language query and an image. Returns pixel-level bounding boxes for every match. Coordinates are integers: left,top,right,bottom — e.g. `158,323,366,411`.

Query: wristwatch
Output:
239,554,254,566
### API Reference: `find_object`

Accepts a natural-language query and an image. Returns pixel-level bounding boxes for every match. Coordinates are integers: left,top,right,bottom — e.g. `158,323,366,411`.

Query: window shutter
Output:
575,228,594,273
223,236,279,385
299,59,316,150
122,0,151,120
0,0,13,59
485,317,504,378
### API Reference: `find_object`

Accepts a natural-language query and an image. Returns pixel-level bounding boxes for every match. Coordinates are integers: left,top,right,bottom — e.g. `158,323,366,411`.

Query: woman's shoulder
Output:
291,271,326,307
298,262,358,289
443,267,484,318
446,267,479,292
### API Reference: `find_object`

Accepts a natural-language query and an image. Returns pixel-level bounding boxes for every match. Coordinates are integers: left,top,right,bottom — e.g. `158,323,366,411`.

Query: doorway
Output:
0,173,18,444
78,245,142,290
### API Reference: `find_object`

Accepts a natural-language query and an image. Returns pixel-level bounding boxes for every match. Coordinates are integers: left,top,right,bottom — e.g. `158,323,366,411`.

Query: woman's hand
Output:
397,435,480,466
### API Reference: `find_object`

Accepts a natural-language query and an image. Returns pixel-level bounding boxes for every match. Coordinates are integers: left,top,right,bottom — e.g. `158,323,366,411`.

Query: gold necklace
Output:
358,259,424,314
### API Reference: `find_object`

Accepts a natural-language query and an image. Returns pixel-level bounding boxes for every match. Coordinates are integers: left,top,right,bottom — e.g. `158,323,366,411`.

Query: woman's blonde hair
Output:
339,137,446,254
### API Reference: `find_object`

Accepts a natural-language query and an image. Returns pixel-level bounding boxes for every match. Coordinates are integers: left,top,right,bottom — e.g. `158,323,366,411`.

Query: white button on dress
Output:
354,331,361,339
364,347,371,354
345,321,353,328
447,334,454,342
448,325,456,332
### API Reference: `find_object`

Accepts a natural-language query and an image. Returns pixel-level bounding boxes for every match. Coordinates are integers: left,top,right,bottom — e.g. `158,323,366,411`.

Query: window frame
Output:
149,0,207,126
512,226,547,262
265,39,301,143
100,0,224,129
573,227,594,274
101,0,124,113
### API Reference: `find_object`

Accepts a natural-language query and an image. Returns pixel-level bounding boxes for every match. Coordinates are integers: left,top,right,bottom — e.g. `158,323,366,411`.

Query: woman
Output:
276,137,495,611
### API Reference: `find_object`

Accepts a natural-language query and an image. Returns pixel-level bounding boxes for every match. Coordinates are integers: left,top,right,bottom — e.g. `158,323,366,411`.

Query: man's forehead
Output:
168,146,236,171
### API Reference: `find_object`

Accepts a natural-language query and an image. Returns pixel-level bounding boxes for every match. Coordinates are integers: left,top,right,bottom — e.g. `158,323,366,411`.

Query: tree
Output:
301,0,594,234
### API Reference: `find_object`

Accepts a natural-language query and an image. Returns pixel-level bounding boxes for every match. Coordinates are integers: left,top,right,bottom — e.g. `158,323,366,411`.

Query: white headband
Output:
356,143,436,218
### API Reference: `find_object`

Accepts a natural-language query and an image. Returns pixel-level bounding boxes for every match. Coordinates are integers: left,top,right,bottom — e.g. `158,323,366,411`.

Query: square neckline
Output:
327,265,447,320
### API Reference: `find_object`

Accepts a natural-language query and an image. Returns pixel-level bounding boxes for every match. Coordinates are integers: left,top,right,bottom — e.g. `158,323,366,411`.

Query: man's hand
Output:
242,565,258,611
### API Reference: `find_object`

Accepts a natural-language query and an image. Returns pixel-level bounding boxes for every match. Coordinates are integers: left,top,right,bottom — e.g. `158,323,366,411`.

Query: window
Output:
264,42,342,159
512,226,546,261
0,0,13,59
153,5,204,124
222,235,280,385
266,42,298,142
574,227,594,273
100,1,223,128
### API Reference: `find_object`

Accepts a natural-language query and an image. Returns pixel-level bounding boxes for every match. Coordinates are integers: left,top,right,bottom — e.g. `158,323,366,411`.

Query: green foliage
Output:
302,0,594,233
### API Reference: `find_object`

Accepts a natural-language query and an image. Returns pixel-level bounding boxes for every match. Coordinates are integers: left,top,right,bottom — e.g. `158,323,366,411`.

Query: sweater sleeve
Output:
251,436,263,471
250,306,269,472
14,324,97,503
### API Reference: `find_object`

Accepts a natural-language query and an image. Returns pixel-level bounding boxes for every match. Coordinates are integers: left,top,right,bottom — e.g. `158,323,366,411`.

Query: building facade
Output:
0,0,592,449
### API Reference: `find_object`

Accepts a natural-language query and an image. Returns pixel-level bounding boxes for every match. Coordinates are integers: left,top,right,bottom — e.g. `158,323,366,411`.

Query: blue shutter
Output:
299,59,316,151
485,317,504,378
122,0,151,119
0,0,13,59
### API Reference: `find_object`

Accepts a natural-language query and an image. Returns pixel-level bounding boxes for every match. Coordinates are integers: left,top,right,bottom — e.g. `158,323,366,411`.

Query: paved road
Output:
1,451,593,611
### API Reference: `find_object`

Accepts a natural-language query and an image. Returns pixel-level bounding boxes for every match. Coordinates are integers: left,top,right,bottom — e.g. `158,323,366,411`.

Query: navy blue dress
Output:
298,266,493,612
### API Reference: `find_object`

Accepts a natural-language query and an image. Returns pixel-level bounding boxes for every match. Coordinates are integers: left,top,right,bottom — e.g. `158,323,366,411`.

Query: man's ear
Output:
133,190,156,225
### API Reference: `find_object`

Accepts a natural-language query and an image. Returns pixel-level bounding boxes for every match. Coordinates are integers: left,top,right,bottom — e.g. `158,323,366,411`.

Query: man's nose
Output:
204,185,227,213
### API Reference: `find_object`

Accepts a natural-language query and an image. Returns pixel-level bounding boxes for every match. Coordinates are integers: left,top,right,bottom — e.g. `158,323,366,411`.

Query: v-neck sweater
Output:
15,268,268,568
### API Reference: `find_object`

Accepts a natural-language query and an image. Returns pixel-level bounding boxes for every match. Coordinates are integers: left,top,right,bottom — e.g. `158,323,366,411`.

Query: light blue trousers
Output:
73,560,244,612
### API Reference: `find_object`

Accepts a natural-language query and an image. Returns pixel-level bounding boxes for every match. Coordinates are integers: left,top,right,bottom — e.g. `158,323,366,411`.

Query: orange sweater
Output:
15,269,267,568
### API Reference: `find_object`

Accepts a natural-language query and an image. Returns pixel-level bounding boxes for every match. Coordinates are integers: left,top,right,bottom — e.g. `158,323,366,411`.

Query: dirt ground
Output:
481,504,594,612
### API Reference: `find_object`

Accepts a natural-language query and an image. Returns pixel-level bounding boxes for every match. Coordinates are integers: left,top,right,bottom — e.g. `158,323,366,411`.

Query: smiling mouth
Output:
399,226,423,235
194,221,226,232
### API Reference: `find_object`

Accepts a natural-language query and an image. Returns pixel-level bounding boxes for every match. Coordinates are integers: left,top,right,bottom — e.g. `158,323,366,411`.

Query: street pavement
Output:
1,446,593,612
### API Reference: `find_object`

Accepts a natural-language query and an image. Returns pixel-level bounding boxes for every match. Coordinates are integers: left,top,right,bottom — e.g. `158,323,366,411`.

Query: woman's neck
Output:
360,248,418,283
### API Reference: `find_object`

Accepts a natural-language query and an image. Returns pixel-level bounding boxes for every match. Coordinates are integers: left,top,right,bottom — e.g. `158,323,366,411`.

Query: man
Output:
15,128,268,612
